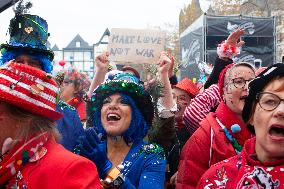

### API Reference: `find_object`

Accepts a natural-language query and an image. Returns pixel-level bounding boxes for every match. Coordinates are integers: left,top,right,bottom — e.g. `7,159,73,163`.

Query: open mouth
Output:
240,95,247,100
269,125,284,139
107,113,121,121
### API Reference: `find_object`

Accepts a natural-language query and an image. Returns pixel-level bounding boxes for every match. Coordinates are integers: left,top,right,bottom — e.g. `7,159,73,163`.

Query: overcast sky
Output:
0,0,210,48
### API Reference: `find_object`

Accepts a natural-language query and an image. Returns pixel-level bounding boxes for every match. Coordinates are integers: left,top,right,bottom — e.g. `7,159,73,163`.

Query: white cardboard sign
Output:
108,28,166,64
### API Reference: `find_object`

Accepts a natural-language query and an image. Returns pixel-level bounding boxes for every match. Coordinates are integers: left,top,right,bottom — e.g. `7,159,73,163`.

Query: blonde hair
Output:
4,102,61,142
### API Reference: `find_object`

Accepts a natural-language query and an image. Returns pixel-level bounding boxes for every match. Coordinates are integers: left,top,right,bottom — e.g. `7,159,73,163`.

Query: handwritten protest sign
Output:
108,28,166,64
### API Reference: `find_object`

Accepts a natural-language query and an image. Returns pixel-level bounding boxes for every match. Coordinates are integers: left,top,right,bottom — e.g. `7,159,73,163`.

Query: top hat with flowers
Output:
0,62,62,120
91,72,154,125
0,13,54,61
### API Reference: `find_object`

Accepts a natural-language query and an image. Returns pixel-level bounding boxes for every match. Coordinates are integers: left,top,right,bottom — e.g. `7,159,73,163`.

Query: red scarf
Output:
214,101,252,146
0,132,49,188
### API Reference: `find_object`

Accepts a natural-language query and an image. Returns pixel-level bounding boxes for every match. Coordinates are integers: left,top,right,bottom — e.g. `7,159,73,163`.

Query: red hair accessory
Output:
218,63,234,97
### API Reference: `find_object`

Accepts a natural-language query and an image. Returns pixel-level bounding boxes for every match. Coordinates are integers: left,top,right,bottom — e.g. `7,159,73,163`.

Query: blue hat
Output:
0,14,54,61
91,72,154,125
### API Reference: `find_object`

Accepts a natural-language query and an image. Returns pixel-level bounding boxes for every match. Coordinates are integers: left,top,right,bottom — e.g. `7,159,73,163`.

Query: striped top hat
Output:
0,62,62,120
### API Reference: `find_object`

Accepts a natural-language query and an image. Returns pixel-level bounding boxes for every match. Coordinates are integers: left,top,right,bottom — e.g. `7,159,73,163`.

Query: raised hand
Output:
78,128,112,178
226,29,245,47
95,51,110,72
157,51,172,76
166,49,175,77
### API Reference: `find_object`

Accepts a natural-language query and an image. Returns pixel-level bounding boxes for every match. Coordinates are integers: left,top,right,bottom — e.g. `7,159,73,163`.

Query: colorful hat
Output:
91,72,154,125
243,63,284,125
0,14,54,61
174,78,198,98
63,69,91,99
0,62,62,120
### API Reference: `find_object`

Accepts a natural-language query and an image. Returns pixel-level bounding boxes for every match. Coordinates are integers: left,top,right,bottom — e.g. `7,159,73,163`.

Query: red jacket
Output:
68,97,87,121
197,138,284,189
20,138,101,189
176,102,252,189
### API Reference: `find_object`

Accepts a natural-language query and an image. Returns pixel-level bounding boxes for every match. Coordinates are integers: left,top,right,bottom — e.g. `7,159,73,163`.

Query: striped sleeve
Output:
183,84,221,135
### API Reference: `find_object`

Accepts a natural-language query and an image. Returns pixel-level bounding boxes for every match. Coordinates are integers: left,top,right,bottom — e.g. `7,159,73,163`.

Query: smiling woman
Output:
197,63,284,189
76,70,166,189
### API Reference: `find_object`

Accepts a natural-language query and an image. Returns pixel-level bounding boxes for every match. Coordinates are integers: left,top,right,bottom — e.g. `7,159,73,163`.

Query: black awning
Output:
0,0,19,14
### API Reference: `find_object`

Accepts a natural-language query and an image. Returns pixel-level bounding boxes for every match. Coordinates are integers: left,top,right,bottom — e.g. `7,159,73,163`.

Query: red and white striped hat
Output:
0,62,62,120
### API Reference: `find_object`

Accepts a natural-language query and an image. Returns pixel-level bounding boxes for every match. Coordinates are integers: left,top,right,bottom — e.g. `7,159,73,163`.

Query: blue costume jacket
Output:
120,139,166,189
56,100,85,151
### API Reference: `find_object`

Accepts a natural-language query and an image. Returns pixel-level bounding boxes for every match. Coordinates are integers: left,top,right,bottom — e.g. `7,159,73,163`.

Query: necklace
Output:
216,117,242,154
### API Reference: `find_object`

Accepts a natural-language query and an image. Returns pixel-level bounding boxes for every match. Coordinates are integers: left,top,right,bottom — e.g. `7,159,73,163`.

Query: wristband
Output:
217,41,240,59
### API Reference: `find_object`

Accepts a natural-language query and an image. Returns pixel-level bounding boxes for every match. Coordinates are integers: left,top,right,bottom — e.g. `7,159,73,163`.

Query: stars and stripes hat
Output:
0,62,62,120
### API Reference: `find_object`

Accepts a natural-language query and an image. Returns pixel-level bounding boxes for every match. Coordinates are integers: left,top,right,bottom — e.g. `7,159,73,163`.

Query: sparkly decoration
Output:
135,143,165,160
1,48,6,54
91,73,154,125
58,100,76,111
24,27,33,34
0,13,54,61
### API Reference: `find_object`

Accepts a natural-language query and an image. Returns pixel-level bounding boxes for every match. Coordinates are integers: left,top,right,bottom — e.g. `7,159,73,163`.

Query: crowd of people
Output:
0,6,284,189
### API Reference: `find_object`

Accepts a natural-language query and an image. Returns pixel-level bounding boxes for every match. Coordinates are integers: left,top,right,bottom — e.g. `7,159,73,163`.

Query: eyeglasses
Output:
257,92,284,111
230,78,252,89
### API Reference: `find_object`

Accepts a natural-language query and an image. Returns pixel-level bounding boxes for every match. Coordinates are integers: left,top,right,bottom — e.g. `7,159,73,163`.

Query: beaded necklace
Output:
216,117,242,154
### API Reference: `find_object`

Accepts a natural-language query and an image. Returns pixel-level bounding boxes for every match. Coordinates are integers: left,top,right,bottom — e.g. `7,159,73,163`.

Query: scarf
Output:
0,132,49,188
215,101,252,146
234,138,284,188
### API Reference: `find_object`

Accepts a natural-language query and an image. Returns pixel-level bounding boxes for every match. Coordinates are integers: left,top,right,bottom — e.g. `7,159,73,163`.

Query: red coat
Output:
176,102,252,189
197,138,284,189
20,138,101,189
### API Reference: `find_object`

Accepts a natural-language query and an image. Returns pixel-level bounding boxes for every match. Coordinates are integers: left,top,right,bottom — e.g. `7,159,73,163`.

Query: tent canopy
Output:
0,0,19,13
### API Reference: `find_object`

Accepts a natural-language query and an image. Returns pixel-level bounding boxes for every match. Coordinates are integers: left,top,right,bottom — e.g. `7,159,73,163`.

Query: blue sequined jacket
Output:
119,139,166,189
56,100,85,151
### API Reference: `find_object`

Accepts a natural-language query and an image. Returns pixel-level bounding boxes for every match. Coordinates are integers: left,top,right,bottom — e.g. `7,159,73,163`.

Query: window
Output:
76,41,81,48
74,51,83,61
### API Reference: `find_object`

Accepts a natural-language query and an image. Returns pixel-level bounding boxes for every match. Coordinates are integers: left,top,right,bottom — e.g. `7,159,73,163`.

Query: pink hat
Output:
0,62,62,120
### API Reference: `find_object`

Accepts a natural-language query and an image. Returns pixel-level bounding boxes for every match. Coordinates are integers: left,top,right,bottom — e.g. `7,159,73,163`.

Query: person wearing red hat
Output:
0,63,101,189
176,62,255,189
147,51,199,188
0,6,85,152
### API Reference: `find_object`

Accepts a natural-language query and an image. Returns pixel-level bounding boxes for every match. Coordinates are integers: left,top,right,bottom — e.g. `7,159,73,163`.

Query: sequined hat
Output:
0,14,54,61
91,72,154,125
0,62,62,120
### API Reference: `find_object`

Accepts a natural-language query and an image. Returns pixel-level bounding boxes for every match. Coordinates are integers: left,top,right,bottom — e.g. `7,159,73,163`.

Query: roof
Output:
51,44,60,51
94,28,110,45
64,34,92,50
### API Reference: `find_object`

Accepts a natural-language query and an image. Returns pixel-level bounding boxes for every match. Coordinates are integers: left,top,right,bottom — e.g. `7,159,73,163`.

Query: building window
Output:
76,41,81,47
